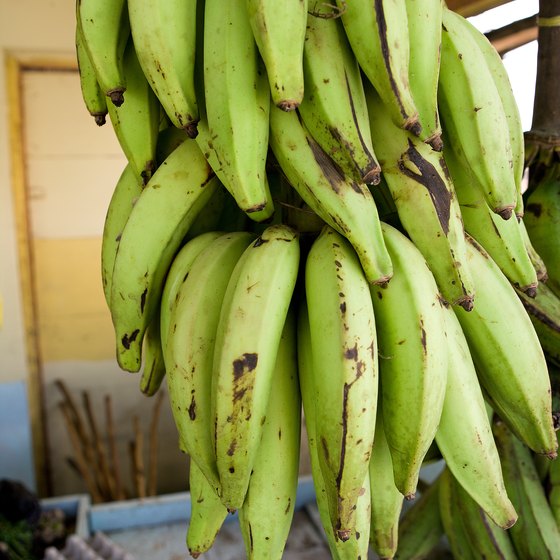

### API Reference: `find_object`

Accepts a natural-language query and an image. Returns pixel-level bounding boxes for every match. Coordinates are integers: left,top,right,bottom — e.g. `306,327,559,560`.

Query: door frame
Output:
5,52,77,496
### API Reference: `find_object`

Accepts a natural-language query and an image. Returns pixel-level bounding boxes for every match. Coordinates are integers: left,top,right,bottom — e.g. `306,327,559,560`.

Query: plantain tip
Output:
457,295,475,312
501,516,517,530
184,120,199,139
336,529,351,542
427,133,444,152
495,205,515,221
403,116,422,137
362,166,382,186
107,88,125,107
93,113,107,127
277,99,300,112
522,284,538,298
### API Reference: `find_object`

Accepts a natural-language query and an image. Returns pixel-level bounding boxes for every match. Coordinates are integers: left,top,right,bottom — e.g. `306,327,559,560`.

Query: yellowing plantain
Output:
438,7,517,219
199,0,273,222
443,139,537,294
298,11,381,185
297,300,371,559
370,222,448,499
366,84,475,309
106,39,160,185
76,0,129,106
186,461,228,558
101,163,143,309
110,139,219,373
212,225,300,512
368,400,403,559
337,0,421,134
165,232,255,491
437,304,517,529
305,226,378,541
127,0,199,136
405,0,444,150
454,235,557,458
246,0,307,111
75,20,107,126
269,105,392,286
238,309,301,560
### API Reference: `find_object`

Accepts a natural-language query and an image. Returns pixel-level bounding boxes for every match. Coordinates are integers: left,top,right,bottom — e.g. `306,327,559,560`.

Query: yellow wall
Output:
33,237,115,362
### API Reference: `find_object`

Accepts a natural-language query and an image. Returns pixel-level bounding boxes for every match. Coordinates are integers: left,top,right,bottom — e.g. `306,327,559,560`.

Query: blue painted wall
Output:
0,380,36,491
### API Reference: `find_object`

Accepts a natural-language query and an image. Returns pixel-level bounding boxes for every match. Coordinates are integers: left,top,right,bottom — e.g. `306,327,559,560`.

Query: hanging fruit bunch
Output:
75,0,560,557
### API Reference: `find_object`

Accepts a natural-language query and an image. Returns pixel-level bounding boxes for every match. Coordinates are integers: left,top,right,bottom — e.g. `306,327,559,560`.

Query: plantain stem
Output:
525,0,560,172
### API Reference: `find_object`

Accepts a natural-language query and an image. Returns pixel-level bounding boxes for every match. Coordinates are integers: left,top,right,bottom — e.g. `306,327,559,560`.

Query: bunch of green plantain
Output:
77,0,560,557
394,411,560,560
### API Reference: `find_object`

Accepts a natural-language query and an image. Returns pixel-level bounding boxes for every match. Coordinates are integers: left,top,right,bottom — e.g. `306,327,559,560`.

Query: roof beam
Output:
447,0,512,17
487,14,538,55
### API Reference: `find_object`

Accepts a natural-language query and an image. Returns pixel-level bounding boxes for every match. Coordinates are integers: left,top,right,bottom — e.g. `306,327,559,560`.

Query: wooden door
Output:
16,63,186,498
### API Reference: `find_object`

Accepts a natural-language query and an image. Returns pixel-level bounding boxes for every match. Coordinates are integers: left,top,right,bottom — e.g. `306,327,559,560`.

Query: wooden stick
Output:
105,394,126,500
54,379,90,449
54,379,104,495
65,456,82,478
56,384,105,500
59,403,103,503
82,391,116,500
133,415,146,499
486,15,538,56
128,439,138,498
148,391,165,496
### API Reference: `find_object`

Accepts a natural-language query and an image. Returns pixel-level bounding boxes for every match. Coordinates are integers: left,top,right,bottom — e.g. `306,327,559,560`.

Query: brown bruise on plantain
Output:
141,360,158,395
335,343,368,542
248,522,254,552
188,392,197,421
253,235,269,248
335,71,382,185
302,114,367,196
398,139,452,234
140,288,148,314
526,202,542,218
519,297,560,334
245,201,268,214
374,0,419,135
227,352,259,422
419,319,427,355
121,329,140,350
227,439,237,457
233,353,258,381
